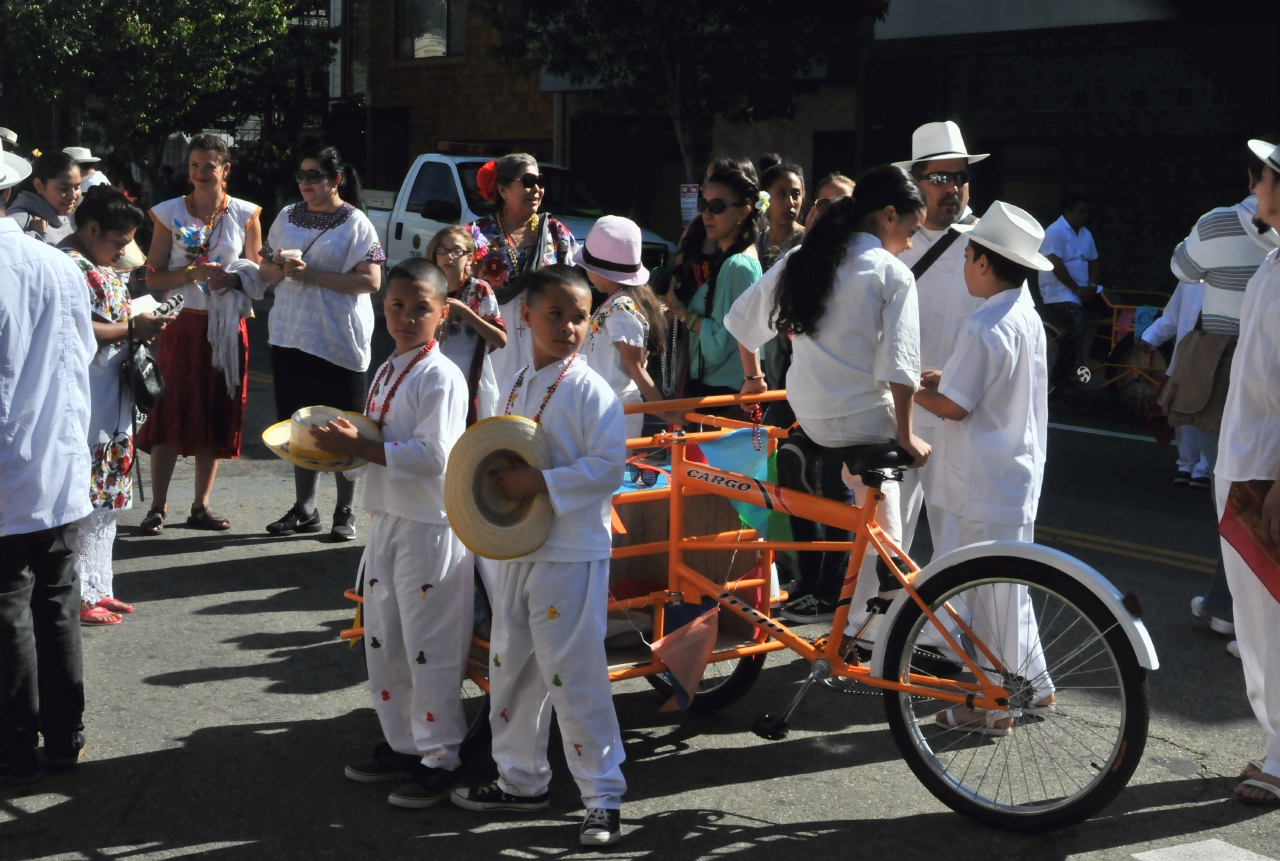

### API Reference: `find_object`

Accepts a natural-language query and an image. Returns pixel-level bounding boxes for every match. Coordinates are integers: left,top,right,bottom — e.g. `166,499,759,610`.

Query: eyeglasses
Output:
434,246,470,260
812,197,843,214
295,169,328,184
919,170,970,188
519,173,545,189
698,197,743,215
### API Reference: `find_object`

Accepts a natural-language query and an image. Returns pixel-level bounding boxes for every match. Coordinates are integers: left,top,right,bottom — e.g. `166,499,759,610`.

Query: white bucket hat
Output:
571,215,649,287
952,200,1053,272
63,146,100,164
1248,139,1280,173
893,121,989,170
0,151,32,191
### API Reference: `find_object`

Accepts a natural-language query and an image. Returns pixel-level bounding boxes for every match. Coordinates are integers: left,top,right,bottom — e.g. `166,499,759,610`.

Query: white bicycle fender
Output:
869,540,1160,678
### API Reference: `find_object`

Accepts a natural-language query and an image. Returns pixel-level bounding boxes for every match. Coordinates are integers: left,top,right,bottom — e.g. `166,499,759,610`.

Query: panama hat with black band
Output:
570,215,650,288
893,120,990,170
951,200,1054,272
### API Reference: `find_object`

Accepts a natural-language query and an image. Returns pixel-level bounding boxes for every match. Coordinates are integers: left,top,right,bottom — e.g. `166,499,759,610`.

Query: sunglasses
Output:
295,169,329,184
920,170,970,187
518,173,545,189
698,197,744,215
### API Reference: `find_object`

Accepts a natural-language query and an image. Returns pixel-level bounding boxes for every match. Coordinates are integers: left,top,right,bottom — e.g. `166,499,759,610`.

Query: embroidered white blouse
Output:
502,356,626,561
584,292,648,406
361,345,468,525
263,202,387,372
150,196,263,310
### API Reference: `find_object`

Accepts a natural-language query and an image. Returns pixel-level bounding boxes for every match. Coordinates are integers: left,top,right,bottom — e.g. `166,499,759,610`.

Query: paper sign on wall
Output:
680,184,699,225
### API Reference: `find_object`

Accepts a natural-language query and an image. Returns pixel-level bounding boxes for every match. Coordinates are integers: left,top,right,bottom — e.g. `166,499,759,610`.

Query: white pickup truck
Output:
365,153,675,272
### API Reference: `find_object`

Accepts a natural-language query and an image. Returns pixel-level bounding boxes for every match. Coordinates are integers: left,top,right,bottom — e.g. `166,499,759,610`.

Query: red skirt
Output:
136,309,249,459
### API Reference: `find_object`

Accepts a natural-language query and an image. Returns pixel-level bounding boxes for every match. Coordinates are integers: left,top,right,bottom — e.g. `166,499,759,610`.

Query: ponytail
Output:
772,164,924,337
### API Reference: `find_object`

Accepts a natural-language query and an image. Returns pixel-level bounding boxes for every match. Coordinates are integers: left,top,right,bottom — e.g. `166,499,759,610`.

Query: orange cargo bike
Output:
343,391,1158,832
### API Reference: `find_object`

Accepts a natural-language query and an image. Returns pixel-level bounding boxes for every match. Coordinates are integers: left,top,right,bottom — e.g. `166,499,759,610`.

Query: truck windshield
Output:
458,162,604,219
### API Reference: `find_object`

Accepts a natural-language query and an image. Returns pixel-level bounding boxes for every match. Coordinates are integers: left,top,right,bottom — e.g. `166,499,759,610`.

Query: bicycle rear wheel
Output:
881,556,1148,831
646,653,766,713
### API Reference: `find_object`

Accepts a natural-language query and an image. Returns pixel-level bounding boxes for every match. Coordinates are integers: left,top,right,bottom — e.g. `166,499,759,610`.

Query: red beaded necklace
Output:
366,341,436,428
504,354,577,424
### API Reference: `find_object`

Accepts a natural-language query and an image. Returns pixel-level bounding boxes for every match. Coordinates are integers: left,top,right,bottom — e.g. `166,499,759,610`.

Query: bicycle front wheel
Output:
881,556,1148,831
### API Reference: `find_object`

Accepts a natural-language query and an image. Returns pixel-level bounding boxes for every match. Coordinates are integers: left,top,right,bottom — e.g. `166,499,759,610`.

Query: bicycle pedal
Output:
751,713,790,741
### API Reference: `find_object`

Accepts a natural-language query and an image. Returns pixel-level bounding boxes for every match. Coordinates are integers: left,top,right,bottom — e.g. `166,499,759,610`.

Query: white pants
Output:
898,424,945,558
843,473,903,637
75,509,117,605
488,558,626,808
932,514,1054,700
362,514,474,770
1175,425,1210,479
1217,477,1280,780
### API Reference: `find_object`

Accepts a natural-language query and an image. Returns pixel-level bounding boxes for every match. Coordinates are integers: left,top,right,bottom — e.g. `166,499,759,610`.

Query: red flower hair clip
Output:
476,160,498,202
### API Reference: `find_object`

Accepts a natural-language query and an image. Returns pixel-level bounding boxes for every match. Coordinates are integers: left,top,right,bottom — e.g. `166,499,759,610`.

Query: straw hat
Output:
952,200,1054,271
63,146,100,164
444,415,555,559
893,120,989,169
113,240,147,271
0,151,31,191
262,406,382,472
1248,139,1280,173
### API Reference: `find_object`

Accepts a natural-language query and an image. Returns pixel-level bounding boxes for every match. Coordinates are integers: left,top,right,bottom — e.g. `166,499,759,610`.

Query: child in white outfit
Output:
914,201,1055,734
450,264,628,847
314,259,474,807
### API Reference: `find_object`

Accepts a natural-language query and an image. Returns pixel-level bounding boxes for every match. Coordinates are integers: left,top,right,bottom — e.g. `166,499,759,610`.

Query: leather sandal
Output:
139,508,166,535
1236,775,1280,806
187,504,230,531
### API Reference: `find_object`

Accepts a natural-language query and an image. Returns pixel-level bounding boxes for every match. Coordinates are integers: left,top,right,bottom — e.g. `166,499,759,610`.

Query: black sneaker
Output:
46,731,85,770
331,505,357,541
388,764,462,808
1188,476,1211,489
344,742,420,783
1173,471,1191,486
2,747,41,784
580,807,622,845
779,594,836,624
267,504,321,536
451,780,550,812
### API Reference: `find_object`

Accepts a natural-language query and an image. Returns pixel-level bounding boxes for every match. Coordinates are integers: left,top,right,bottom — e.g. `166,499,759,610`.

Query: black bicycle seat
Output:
835,442,915,476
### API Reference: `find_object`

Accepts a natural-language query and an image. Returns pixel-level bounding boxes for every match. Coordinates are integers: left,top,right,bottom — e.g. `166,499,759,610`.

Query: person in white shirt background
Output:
892,120,989,560
1139,280,1210,486
725,164,931,629
1211,138,1280,806
64,147,111,193
914,201,1055,734
0,150,98,782
1037,192,1102,394
310,258,474,810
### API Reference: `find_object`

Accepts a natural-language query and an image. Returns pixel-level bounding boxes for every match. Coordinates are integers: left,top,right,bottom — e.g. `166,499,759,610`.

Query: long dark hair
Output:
772,165,924,337
618,283,668,356
677,154,760,263
700,167,763,313
16,151,78,196
76,186,145,233
299,145,363,207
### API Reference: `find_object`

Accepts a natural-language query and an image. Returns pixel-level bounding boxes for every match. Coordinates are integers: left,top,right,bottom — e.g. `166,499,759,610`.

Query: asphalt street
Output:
3,302,1278,861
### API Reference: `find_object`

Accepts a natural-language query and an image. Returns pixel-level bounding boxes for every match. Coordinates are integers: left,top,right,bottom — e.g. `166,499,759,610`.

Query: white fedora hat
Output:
1248,139,1280,173
570,215,649,287
0,151,31,192
262,406,382,472
0,127,17,147
63,146,100,164
444,415,555,559
952,200,1053,272
893,120,989,170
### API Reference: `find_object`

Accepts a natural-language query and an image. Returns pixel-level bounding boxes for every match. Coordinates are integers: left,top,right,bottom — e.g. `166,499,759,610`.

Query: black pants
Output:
0,523,85,760
1041,294,1110,388
776,434,854,604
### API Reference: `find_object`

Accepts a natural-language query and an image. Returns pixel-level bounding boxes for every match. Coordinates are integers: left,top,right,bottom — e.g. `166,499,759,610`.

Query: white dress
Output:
584,291,648,440
150,196,263,309
263,202,387,372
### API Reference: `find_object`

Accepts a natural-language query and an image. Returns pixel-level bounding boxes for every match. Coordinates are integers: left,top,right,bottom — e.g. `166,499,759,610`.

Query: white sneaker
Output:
1211,617,1236,636
1227,640,1240,659
1191,596,1235,635
1190,595,1210,622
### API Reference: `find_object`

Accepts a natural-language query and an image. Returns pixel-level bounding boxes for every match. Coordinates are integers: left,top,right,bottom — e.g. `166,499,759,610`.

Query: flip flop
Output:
97,597,134,614
79,606,122,626
935,706,1011,736
139,508,165,535
1236,777,1280,807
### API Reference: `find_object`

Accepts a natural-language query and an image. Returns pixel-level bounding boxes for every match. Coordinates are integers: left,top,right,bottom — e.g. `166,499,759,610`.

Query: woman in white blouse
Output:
259,147,385,541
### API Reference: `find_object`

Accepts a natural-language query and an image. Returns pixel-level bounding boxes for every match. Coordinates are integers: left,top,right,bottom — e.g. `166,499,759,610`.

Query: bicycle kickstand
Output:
751,658,833,741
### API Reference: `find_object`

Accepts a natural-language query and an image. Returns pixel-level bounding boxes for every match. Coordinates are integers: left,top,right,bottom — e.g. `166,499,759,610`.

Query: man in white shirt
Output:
63,147,111,193
892,120,989,558
1037,193,1101,393
0,151,97,783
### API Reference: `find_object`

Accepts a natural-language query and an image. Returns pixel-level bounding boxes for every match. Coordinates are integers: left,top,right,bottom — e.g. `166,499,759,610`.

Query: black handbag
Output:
121,318,166,414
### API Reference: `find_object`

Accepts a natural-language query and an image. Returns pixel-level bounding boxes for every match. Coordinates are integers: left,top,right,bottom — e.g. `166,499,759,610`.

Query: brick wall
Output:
368,2,554,167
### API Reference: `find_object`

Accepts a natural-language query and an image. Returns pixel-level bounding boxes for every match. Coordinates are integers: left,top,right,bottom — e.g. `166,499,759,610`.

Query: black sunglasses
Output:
920,170,970,188
697,197,743,215
295,168,329,184
519,173,546,189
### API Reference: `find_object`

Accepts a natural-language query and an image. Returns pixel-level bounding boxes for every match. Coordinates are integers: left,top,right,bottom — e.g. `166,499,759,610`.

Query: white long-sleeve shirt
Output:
725,232,920,444
500,355,626,562
361,345,467,525
0,219,96,536
1171,195,1280,335
1217,250,1280,482
1140,280,1203,377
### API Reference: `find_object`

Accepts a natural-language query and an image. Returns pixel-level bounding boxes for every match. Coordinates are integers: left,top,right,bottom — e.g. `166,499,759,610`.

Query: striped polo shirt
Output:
1171,195,1280,335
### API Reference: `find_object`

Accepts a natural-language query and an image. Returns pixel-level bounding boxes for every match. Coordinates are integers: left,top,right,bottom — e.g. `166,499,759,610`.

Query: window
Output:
395,0,466,60
406,162,462,222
